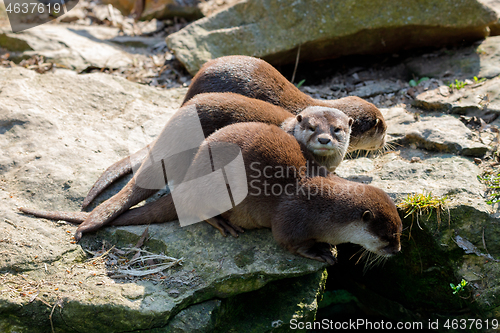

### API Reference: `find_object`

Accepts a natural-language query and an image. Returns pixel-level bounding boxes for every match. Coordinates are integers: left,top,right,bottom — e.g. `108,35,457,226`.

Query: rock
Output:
0,25,132,71
101,0,203,20
480,0,500,35
336,138,500,319
414,76,500,115
166,0,498,75
0,67,326,332
349,79,402,98
382,107,489,157
406,36,500,81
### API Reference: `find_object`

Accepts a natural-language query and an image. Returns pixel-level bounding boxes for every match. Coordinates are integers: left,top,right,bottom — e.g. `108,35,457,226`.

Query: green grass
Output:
477,172,500,205
397,192,449,234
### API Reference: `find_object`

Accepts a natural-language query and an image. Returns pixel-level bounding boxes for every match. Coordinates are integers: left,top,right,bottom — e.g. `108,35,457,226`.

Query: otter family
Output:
19,55,401,264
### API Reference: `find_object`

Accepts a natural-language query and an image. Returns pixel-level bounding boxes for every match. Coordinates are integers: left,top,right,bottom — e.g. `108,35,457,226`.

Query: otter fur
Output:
20,123,401,265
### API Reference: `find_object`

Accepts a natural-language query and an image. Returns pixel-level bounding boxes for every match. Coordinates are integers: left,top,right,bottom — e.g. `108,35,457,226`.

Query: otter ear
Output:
348,117,354,127
362,210,373,222
296,114,303,122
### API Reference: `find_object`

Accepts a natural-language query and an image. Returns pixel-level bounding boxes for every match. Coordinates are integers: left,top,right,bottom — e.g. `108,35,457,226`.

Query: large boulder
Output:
0,25,132,71
166,0,498,75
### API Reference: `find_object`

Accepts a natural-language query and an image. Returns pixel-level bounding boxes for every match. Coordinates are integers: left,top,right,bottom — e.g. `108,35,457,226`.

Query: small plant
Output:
397,192,449,235
409,77,429,87
478,172,500,205
448,77,485,90
449,79,467,90
450,279,468,295
473,76,485,84
295,79,306,89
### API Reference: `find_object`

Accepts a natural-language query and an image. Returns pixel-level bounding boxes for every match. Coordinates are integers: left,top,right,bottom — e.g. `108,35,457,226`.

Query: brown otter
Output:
183,55,387,152
82,93,352,208
20,123,401,264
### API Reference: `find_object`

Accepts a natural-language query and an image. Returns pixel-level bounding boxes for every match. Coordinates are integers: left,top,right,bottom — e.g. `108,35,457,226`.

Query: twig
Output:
291,44,301,84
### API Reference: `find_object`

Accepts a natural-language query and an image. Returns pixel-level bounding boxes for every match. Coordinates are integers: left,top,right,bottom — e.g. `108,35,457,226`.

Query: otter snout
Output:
317,137,331,145
380,243,401,256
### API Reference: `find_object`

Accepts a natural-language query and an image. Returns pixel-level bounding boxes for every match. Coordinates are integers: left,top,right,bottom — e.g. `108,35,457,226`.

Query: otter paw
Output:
205,216,244,238
295,242,337,265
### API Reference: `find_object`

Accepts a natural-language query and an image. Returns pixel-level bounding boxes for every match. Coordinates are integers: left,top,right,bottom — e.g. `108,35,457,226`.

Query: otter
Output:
20,123,401,264
82,93,352,208
183,55,387,152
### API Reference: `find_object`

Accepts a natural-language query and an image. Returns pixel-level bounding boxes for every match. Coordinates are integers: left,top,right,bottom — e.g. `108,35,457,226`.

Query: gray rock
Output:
349,79,403,98
166,0,497,75
479,0,500,35
336,143,500,317
382,107,489,156
0,25,133,71
406,35,500,80
414,76,500,115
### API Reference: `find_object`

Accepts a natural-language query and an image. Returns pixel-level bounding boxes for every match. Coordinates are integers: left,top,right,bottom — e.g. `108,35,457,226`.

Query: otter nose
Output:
318,137,331,145
383,244,401,256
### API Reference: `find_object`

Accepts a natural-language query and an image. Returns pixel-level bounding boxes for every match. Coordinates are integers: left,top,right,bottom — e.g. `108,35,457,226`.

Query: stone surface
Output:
480,0,500,34
406,36,500,81
0,25,132,71
381,107,489,156
166,0,498,75
349,79,403,98
414,76,500,117
0,67,326,332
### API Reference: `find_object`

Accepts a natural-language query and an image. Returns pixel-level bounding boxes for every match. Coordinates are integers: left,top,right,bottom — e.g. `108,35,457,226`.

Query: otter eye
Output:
309,126,316,132
334,127,341,133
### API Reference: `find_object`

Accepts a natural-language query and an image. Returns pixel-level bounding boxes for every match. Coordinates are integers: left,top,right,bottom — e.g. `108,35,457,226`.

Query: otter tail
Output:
18,207,89,224
111,194,178,226
19,194,179,227
82,146,149,210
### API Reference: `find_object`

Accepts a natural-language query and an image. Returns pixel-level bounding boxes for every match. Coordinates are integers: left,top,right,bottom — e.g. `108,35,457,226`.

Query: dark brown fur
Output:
20,123,401,264
22,94,350,241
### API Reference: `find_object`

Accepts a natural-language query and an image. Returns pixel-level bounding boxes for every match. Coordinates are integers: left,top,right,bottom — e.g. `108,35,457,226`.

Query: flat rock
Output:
166,0,497,75
382,107,489,156
406,35,500,80
0,25,132,71
349,79,403,98
414,76,500,115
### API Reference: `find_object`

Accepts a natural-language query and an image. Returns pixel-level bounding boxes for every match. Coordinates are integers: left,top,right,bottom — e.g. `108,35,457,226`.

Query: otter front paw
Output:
205,216,244,238
296,242,337,265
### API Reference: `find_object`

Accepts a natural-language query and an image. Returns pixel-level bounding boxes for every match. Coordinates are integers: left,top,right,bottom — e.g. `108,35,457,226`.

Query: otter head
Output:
346,186,402,257
348,116,387,152
286,106,353,171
